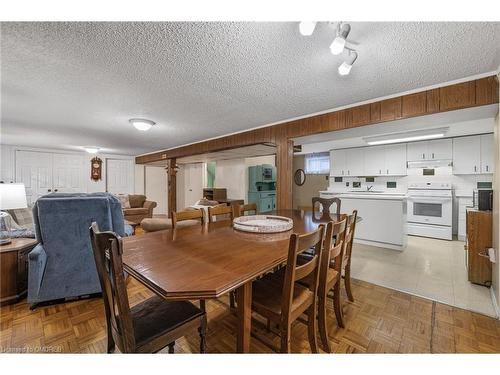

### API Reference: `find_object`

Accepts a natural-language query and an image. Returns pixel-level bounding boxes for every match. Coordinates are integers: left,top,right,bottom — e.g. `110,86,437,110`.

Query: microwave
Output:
473,189,493,211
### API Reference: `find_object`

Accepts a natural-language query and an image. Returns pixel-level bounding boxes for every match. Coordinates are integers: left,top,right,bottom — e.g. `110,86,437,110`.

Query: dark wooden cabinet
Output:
203,188,227,202
439,81,476,111
475,76,499,106
0,238,38,305
402,92,427,117
466,209,492,286
380,98,402,121
347,104,371,127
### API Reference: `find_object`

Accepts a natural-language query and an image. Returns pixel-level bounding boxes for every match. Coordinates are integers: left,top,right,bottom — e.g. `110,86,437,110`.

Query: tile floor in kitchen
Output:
350,235,497,318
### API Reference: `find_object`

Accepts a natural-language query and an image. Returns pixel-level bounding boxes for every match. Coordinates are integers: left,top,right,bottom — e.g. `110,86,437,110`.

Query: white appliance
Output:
407,182,453,240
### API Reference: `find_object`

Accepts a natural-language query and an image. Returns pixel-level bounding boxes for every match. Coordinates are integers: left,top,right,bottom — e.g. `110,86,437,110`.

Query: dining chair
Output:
238,203,258,216
312,197,341,218
89,222,207,353
342,210,358,302
208,204,234,223
171,208,205,229
251,225,325,353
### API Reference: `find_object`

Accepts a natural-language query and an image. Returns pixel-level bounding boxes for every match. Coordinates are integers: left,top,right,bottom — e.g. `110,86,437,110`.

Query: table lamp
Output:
0,183,28,245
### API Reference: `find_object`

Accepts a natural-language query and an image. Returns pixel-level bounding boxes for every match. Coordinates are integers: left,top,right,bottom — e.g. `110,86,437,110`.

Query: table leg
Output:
235,281,252,353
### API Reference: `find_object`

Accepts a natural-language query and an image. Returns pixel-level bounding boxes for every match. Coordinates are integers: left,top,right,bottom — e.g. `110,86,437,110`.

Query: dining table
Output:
121,208,352,353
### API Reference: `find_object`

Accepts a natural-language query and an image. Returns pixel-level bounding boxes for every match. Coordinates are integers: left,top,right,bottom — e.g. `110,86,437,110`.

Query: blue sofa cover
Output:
28,192,132,305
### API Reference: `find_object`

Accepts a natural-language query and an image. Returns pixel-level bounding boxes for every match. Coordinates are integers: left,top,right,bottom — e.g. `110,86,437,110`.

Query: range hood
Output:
407,160,453,168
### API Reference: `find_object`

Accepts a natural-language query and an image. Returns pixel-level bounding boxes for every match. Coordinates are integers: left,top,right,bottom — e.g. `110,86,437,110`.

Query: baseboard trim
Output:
490,286,500,319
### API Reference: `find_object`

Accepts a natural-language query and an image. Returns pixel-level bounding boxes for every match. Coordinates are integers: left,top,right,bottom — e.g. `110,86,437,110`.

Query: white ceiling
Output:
295,105,498,154
1,22,499,156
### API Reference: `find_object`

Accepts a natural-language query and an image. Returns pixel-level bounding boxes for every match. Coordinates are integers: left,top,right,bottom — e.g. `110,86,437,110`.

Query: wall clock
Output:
294,169,306,186
91,157,103,182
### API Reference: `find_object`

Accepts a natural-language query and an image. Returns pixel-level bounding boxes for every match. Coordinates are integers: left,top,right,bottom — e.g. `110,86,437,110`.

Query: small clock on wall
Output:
294,169,306,186
91,157,103,182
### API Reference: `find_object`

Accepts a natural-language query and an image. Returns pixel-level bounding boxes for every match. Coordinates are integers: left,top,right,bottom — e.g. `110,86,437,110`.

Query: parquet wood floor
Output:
1,278,499,353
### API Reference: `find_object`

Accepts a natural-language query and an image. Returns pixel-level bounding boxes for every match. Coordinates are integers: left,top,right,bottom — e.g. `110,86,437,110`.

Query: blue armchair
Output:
28,193,133,307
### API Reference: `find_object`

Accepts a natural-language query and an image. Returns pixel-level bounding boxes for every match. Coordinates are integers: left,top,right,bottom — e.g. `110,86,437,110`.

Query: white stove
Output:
407,182,453,240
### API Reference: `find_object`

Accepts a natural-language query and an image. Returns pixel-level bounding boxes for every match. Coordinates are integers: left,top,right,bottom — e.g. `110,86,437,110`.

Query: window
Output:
304,153,330,174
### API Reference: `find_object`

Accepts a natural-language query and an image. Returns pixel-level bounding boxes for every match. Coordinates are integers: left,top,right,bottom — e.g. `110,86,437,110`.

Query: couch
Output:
28,192,133,307
123,194,157,224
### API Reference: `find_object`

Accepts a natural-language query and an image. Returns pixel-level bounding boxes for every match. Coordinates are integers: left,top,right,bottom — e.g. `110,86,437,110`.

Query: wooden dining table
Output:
121,209,350,353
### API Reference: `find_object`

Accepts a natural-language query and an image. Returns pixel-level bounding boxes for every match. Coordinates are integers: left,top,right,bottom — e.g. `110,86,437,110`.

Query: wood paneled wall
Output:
137,76,499,210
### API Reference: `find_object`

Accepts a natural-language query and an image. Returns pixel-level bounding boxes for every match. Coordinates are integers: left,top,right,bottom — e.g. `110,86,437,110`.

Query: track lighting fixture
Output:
299,21,317,36
330,23,351,55
338,49,358,76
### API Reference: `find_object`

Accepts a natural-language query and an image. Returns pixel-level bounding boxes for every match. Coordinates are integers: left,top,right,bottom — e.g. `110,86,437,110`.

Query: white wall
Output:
145,166,168,215
214,155,276,202
0,144,139,194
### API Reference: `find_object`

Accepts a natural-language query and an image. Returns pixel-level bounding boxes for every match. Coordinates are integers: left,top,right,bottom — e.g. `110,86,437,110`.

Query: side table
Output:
0,238,38,306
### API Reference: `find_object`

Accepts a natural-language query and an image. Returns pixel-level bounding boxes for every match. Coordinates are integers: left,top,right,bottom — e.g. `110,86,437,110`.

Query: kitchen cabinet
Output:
466,209,492,286
480,134,494,173
330,149,346,176
458,196,473,241
453,135,493,174
344,148,364,176
363,146,385,176
406,139,452,161
384,144,407,175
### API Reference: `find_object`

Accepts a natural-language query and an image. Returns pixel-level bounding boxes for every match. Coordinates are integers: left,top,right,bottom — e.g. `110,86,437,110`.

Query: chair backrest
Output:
238,203,258,216
89,222,135,353
281,225,325,321
208,204,234,223
324,218,347,274
312,197,341,218
343,210,358,269
171,209,205,229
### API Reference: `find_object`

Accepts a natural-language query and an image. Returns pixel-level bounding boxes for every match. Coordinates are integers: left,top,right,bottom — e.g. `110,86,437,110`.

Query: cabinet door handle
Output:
47,189,52,192
486,165,489,172
474,166,477,172
422,153,425,159
379,169,381,174
342,170,344,175
432,153,434,159
387,169,389,174
54,189,58,192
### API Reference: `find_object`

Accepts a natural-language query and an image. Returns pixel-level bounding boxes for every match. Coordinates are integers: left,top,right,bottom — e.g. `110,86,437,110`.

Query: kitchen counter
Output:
320,190,408,251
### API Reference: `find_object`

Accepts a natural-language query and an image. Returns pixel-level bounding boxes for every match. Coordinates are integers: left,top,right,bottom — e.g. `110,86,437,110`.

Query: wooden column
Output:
167,158,177,217
276,138,293,210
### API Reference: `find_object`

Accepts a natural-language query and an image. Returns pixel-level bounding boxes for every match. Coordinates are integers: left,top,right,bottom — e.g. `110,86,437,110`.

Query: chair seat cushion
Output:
252,273,314,321
124,208,148,215
131,296,204,347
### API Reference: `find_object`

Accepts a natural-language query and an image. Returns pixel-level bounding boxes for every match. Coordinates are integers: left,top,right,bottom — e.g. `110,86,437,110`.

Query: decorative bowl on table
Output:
233,215,293,233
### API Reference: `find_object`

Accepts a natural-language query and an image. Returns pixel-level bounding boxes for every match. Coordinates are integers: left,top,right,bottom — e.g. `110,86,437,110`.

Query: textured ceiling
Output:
1,22,499,155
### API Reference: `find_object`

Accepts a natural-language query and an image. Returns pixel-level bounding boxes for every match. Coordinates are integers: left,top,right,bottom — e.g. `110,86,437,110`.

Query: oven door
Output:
407,196,452,226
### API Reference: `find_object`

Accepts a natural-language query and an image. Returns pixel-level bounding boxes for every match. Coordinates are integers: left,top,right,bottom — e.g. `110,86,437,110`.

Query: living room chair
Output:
122,194,157,224
251,225,325,353
90,222,207,353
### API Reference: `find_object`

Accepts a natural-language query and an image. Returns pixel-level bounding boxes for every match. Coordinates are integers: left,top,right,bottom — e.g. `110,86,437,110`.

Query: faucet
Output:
367,185,374,191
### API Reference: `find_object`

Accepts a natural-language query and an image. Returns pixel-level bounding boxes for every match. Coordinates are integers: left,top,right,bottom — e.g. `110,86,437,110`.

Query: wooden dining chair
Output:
238,203,258,216
89,222,207,353
251,225,325,353
171,208,205,229
312,197,341,218
208,204,234,223
342,210,358,302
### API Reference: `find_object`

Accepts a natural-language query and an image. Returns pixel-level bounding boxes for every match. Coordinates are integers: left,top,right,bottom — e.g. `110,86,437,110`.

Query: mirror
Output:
294,169,306,186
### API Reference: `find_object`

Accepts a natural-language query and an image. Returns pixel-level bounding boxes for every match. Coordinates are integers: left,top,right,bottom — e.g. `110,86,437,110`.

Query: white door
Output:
184,163,204,207
407,141,428,161
106,159,134,194
428,139,452,160
363,146,384,176
330,150,346,176
344,148,364,176
52,153,86,193
453,136,481,174
480,133,494,174
384,144,407,175
145,166,167,215
15,150,53,205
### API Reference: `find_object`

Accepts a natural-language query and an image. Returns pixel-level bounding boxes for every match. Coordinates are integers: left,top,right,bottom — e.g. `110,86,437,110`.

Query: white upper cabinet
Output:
384,144,407,175
345,148,364,176
407,139,452,161
480,134,494,173
453,136,481,174
428,139,452,160
363,146,385,176
330,149,346,176
407,141,428,161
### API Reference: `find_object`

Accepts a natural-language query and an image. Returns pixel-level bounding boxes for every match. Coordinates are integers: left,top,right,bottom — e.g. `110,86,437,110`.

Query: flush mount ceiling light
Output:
83,146,100,154
363,127,450,146
299,21,317,36
338,49,358,76
330,22,351,55
129,118,156,131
